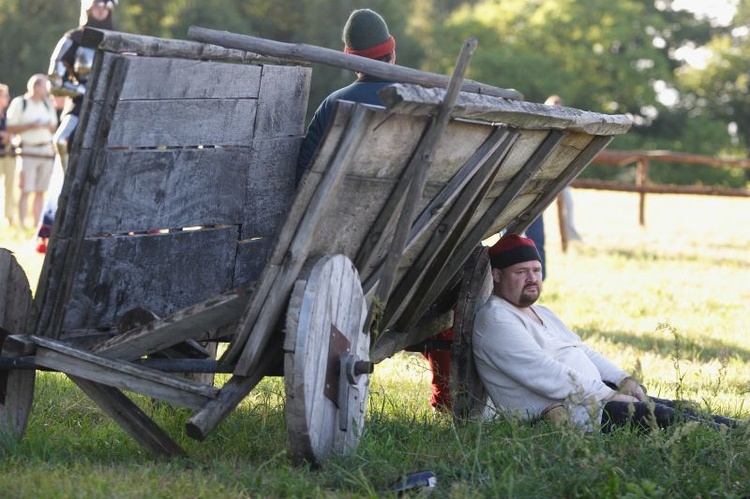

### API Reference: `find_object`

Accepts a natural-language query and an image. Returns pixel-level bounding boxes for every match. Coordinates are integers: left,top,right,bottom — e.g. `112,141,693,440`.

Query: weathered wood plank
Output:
450,246,492,420
32,336,218,410
233,238,275,289
33,55,126,338
84,148,251,234
112,56,263,101
402,130,566,324
239,137,299,240
62,228,239,331
186,342,283,440
82,28,291,66
284,254,369,465
222,104,370,368
232,107,373,376
106,99,258,148
255,64,310,138
70,376,186,458
94,290,249,361
188,26,522,100
383,130,512,328
380,84,632,135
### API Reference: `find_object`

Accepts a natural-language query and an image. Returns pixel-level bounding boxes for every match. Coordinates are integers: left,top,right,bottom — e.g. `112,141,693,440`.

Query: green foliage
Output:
0,0,747,187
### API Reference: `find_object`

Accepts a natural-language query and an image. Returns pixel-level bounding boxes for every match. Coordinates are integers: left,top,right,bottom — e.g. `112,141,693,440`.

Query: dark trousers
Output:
601,397,742,433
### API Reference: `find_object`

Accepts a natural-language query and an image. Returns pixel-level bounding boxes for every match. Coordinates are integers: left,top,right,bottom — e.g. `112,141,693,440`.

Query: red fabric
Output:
344,35,395,59
488,233,536,257
422,324,454,411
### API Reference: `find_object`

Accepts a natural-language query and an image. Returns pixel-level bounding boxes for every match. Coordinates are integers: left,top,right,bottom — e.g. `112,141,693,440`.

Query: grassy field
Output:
1,190,749,497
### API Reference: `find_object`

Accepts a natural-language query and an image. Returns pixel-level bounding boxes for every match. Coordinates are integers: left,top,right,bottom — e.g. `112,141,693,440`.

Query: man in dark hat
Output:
473,233,743,432
296,8,396,183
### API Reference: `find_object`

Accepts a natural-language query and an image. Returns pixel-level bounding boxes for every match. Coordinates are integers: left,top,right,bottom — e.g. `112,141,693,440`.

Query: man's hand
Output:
606,392,640,404
619,377,648,401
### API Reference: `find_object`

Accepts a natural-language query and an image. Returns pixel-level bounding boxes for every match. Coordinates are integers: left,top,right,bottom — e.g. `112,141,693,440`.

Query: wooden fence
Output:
551,149,750,250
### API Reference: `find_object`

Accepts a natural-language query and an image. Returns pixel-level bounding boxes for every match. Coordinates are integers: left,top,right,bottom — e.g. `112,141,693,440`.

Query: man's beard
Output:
518,285,539,306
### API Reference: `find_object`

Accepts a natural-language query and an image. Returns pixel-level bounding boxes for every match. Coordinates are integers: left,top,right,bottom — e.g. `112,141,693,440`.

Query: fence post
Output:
636,158,649,226
556,194,568,252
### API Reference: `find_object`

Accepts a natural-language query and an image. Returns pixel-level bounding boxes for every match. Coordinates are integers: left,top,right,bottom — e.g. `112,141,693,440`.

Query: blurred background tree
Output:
0,0,746,187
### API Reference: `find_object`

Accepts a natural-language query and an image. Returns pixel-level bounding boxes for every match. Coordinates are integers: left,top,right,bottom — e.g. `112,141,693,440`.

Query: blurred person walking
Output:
5,74,58,229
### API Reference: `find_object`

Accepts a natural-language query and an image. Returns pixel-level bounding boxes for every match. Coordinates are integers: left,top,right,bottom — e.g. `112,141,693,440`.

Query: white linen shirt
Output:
473,295,629,429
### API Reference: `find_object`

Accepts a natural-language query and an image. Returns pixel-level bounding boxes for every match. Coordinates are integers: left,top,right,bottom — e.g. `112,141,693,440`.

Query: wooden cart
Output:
0,28,630,466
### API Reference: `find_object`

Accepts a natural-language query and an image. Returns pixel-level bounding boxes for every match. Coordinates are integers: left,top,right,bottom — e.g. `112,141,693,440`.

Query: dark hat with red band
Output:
488,234,541,269
342,9,396,59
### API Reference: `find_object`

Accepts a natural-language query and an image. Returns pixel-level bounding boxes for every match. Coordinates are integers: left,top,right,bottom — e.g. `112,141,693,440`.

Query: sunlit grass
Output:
1,190,750,496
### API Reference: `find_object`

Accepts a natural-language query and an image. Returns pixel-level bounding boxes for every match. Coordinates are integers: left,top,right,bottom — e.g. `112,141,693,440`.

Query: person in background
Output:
545,94,582,243
0,83,15,227
296,8,396,184
473,233,743,432
37,0,117,253
5,74,58,229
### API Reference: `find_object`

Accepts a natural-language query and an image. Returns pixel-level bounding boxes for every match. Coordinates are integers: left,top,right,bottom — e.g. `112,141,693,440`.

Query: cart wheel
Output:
0,249,35,438
450,245,492,420
285,254,369,466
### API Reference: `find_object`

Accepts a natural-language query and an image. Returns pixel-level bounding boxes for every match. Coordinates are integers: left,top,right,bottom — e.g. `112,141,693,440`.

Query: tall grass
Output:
1,190,749,497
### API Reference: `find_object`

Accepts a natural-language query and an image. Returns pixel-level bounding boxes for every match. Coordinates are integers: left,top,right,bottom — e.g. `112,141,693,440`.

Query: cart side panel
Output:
63,228,239,330
34,49,310,338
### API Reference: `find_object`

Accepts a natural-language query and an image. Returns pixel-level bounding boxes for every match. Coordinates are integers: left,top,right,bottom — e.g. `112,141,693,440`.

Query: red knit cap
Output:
488,234,541,269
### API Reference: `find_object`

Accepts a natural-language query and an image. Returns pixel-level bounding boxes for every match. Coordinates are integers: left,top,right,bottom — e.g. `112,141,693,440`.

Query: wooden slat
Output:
33,56,125,338
219,103,358,365
186,343,283,440
232,106,373,376
62,227,239,331
106,99,258,148
506,134,614,235
407,130,567,321
222,104,370,368
370,38,478,320
379,84,632,135
82,28,292,65
187,26,522,100
360,128,518,297
94,290,249,361
31,336,218,410
70,376,186,457
112,56,262,100
383,129,514,329
255,64,310,138
239,136,299,240
84,148,251,234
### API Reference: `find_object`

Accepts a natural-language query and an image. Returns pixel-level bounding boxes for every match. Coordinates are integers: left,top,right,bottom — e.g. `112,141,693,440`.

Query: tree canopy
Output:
0,0,746,185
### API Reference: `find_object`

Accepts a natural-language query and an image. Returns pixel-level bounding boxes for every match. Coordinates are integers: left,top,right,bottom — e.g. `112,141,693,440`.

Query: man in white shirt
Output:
473,233,742,432
6,74,58,228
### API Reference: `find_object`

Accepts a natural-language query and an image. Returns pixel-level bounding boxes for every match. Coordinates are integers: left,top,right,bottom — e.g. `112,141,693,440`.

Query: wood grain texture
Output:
32,335,218,410
380,84,632,135
450,247,492,420
62,228,239,331
84,148,251,234
0,252,35,439
284,254,369,466
70,376,186,457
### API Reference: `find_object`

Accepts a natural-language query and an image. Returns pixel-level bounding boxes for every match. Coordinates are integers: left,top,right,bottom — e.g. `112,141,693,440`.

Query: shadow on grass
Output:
576,324,750,364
